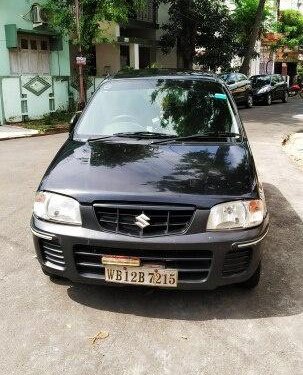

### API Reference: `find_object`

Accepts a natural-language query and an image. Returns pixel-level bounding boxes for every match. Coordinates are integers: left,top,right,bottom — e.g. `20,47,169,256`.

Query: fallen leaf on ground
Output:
89,331,109,344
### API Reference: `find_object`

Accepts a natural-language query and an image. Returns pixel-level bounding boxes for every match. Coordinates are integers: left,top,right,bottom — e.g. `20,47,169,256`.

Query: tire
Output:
282,91,288,103
265,93,272,106
245,94,253,108
238,263,261,289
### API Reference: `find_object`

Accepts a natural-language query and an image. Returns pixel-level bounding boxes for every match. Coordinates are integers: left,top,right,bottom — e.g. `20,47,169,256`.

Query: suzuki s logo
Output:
135,214,151,229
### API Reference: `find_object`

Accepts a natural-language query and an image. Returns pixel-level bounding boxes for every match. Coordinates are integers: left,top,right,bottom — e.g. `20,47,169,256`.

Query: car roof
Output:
219,72,240,75
111,69,219,82
250,74,279,78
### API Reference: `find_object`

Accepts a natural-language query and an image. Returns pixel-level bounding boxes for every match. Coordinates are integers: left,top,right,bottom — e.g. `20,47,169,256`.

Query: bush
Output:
42,109,73,126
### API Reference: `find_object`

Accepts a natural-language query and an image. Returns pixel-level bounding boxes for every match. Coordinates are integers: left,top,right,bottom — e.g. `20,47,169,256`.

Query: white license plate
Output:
105,266,178,288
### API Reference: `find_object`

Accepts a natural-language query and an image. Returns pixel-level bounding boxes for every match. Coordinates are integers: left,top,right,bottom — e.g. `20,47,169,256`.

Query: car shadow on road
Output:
67,183,303,321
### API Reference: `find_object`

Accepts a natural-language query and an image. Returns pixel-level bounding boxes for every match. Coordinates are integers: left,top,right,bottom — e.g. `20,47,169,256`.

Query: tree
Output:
232,0,273,59
158,0,236,71
274,9,303,50
235,0,267,75
44,0,144,52
44,0,144,107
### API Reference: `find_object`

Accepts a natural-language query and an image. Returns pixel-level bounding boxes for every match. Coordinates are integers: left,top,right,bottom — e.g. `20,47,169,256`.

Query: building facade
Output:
279,0,303,11
84,3,177,76
0,0,71,125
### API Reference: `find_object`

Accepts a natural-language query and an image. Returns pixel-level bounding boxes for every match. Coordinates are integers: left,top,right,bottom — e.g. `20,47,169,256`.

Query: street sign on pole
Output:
76,56,87,66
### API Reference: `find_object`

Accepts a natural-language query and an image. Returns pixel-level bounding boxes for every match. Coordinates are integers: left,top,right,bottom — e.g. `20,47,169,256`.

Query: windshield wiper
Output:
88,131,173,143
88,135,118,143
151,132,243,145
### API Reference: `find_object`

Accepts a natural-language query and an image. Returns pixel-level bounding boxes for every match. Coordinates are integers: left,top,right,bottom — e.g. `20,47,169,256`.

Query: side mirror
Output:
228,80,236,85
69,111,82,133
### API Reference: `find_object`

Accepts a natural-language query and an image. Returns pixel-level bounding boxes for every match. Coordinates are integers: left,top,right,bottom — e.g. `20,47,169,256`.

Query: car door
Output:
237,74,251,101
276,75,287,98
270,75,280,99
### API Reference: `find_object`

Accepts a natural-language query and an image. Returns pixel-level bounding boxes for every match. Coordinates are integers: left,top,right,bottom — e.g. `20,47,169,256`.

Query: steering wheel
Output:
110,114,145,130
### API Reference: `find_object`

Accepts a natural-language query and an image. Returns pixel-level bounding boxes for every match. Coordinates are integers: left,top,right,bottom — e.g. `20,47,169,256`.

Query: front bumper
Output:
31,214,269,290
252,92,269,102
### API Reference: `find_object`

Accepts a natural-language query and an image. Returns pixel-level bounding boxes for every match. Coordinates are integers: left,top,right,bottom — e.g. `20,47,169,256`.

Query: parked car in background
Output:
219,72,253,108
250,74,289,105
31,70,269,290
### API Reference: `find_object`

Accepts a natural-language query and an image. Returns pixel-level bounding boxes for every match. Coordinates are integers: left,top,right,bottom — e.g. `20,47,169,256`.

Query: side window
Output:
239,74,248,81
228,74,237,83
271,75,278,85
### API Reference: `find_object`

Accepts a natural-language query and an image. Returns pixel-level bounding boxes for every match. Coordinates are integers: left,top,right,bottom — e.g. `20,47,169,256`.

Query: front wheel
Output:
265,93,272,106
282,91,288,103
245,94,253,108
238,263,261,289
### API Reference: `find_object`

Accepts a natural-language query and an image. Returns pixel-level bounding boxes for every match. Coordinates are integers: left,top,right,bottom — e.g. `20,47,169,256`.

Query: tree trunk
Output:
240,0,266,76
179,0,195,70
276,0,280,18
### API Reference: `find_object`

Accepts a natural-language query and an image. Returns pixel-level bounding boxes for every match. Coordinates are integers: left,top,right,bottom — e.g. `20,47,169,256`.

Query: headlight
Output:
207,200,265,231
34,192,82,225
257,85,271,94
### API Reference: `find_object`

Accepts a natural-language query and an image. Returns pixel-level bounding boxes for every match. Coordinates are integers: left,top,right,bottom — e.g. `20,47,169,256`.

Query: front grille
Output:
94,204,195,237
74,245,213,282
40,239,65,269
222,248,252,277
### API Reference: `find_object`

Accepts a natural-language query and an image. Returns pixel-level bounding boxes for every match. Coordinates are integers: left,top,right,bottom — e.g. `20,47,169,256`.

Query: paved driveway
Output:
0,99,302,375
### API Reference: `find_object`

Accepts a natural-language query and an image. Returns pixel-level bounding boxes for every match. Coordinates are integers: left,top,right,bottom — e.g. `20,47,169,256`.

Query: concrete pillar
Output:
129,43,140,69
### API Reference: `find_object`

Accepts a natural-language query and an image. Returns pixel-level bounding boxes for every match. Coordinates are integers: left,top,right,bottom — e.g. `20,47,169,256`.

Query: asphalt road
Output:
0,99,302,375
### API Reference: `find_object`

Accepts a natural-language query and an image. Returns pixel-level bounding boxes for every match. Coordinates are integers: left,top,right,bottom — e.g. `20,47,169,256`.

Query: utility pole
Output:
75,0,85,110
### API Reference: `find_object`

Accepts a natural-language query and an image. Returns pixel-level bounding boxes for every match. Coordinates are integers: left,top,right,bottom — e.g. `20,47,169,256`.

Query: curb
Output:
0,129,68,141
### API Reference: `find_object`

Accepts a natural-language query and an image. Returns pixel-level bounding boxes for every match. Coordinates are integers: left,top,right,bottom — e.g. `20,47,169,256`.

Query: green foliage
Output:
42,109,74,124
297,63,303,77
274,10,303,49
194,0,236,70
22,109,73,133
232,0,275,58
158,0,236,70
44,0,145,52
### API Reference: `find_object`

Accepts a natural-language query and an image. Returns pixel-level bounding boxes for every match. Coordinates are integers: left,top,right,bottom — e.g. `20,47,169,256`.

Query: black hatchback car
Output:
219,72,253,108
31,71,269,290
250,74,289,105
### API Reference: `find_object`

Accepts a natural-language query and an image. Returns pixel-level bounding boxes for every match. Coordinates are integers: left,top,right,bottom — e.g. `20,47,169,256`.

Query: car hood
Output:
39,139,258,208
252,84,271,94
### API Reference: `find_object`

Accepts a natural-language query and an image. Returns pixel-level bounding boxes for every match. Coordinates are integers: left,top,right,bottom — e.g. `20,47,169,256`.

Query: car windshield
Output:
251,76,271,88
219,73,233,82
75,78,239,138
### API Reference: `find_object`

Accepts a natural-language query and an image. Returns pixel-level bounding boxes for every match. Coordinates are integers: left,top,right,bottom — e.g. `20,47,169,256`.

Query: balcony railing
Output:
129,0,157,25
